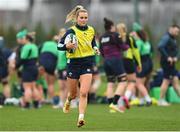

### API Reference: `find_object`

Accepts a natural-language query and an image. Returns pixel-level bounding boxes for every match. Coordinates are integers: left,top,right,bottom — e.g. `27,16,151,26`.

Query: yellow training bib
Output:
66,25,95,59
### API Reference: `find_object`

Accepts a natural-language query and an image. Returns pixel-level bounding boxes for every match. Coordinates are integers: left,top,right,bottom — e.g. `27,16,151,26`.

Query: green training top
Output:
36,76,48,89
56,51,67,70
40,41,58,57
20,43,38,59
135,39,152,56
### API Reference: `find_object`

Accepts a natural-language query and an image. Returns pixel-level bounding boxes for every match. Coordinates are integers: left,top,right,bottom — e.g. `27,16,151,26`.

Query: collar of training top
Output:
75,24,88,31
167,32,175,39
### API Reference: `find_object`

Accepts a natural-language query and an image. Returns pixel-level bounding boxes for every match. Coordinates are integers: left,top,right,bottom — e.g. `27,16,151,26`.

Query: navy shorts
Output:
58,69,67,80
67,56,94,79
161,60,178,79
22,66,38,82
104,57,126,82
39,52,57,75
136,58,153,78
0,67,8,81
104,57,126,76
123,58,136,74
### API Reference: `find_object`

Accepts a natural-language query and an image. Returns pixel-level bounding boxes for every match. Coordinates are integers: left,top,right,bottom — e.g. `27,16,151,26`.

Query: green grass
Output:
0,104,180,131
1,61,180,131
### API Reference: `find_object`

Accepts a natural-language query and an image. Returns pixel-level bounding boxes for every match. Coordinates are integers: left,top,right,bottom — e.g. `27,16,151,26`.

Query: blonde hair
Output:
26,31,36,42
65,5,87,23
117,23,127,42
28,32,36,37
58,28,66,38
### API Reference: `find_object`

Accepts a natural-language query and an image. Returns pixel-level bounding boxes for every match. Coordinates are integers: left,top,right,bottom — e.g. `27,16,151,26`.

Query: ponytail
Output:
58,28,66,38
26,32,36,43
117,23,127,42
103,17,114,31
65,5,86,23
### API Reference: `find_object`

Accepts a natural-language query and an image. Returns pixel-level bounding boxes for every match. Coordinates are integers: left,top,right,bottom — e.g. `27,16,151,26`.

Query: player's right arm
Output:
158,34,169,59
57,29,75,51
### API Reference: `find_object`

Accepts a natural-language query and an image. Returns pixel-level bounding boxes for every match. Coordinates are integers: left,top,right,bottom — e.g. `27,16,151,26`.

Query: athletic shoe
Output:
146,101,152,107
77,119,85,127
122,96,130,109
109,103,124,113
52,101,64,109
109,109,116,113
158,99,170,106
151,98,158,105
63,99,71,113
52,105,60,109
130,98,140,106
71,99,78,108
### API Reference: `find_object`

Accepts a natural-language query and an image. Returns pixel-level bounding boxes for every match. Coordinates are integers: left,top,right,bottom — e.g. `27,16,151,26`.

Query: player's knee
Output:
71,95,77,100
80,92,87,98
25,88,32,96
107,76,116,83
2,80,8,85
69,93,77,100
117,74,127,83
128,80,136,83
1,77,8,85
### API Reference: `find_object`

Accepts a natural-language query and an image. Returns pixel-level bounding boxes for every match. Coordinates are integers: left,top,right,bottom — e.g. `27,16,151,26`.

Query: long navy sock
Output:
108,98,114,104
33,101,39,108
24,102,30,108
113,95,120,105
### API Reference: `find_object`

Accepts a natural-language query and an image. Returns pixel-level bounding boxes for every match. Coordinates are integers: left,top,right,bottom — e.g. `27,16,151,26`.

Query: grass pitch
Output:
0,104,180,131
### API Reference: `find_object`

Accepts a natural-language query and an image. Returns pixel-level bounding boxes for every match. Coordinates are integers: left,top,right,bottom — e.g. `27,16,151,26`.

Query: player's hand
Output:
137,66,142,73
53,35,59,42
66,42,76,49
173,57,178,62
167,57,173,65
94,47,100,55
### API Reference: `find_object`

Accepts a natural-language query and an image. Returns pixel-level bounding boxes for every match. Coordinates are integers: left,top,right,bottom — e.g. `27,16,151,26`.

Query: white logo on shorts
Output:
67,59,70,64
69,72,72,76
87,69,91,72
